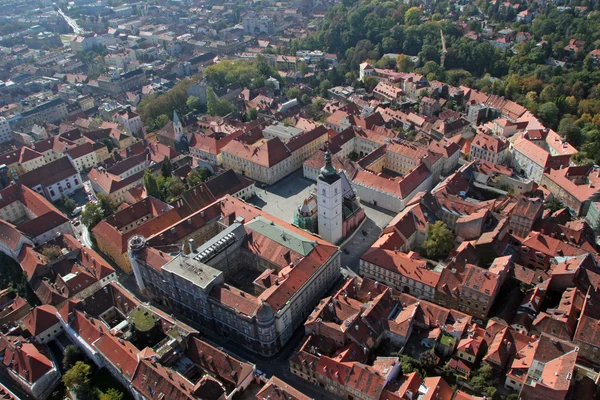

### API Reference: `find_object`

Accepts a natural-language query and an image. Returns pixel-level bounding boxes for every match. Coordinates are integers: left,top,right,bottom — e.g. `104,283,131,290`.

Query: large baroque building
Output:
128,195,341,356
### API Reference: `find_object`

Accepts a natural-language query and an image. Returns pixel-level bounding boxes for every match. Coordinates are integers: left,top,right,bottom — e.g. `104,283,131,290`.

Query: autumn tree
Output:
423,221,455,260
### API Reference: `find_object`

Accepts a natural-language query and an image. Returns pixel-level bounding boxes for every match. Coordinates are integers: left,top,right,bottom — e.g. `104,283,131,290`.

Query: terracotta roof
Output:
22,305,59,336
93,334,139,381
2,338,54,383
471,132,507,153
256,376,311,400
19,157,78,189
184,337,254,388
361,248,440,288
221,136,291,168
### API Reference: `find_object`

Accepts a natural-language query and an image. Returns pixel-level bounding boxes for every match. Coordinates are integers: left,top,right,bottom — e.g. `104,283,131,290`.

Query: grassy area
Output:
129,307,158,332
439,333,456,348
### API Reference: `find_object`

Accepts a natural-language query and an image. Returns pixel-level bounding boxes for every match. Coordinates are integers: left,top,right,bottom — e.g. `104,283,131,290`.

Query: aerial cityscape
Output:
0,0,598,399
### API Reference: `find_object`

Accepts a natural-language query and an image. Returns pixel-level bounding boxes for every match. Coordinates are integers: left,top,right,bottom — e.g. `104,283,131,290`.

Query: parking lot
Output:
248,169,395,271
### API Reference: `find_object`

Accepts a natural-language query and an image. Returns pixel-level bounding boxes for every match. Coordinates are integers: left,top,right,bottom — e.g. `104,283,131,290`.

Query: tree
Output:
186,96,200,112
54,194,77,215
470,364,497,397
545,198,564,213
161,156,173,178
0,253,38,305
154,114,170,129
301,94,311,105
423,221,454,260
286,88,300,100
282,118,294,127
97,193,116,217
100,389,124,400
399,355,420,374
63,345,85,370
81,202,103,229
537,102,560,129
41,245,62,262
396,54,414,72
207,87,218,116
558,117,582,146
299,61,309,76
405,7,423,26
419,351,438,370
63,361,92,394
187,168,210,187
247,108,258,121
144,170,161,199
165,177,185,199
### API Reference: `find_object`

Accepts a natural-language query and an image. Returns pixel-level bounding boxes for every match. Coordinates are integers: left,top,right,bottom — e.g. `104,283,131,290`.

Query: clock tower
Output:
317,148,343,244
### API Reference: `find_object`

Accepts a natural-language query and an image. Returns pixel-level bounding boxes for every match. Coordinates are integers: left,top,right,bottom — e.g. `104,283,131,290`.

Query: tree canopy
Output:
423,221,455,260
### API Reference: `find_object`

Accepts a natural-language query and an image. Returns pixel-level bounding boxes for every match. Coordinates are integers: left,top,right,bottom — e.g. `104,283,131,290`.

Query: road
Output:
56,7,84,35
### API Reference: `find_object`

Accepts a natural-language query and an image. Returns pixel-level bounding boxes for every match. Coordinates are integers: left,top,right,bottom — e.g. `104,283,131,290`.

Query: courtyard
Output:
249,169,395,271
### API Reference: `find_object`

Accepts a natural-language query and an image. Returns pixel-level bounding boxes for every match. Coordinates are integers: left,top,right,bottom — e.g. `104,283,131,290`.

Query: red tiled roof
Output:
2,338,54,383
221,136,291,168
361,248,440,288
256,376,311,400
93,334,139,381
22,305,59,336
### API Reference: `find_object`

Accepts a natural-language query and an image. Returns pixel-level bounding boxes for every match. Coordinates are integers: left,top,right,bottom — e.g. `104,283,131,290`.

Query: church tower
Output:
317,148,343,244
173,110,184,142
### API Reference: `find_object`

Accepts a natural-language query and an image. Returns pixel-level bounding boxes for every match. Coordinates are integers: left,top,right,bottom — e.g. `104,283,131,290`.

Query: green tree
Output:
545,198,564,213
63,361,92,394
187,168,210,187
399,355,420,374
63,345,85,370
186,96,200,112
144,170,161,199
81,202,103,229
154,114,170,129
96,193,116,217
423,221,455,260
0,253,39,305
161,156,173,178
247,108,258,120
405,7,423,26
100,389,124,400
396,54,414,72
54,194,77,215
99,138,115,152
470,364,497,397
165,177,185,199
207,87,218,116
301,94,311,105
558,117,582,146
299,61,309,76
537,102,560,129
286,88,300,100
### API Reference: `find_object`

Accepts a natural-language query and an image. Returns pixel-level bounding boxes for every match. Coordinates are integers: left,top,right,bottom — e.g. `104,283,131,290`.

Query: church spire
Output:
320,147,336,177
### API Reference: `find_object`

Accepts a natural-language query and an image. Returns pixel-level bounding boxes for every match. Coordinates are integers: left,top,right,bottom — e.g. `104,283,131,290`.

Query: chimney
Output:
188,238,195,253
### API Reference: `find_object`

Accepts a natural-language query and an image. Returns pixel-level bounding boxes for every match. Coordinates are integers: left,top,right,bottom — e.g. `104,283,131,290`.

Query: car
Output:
71,207,82,217
72,220,81,227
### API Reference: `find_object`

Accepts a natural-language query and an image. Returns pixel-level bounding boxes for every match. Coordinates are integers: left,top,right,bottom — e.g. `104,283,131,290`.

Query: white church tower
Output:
173,110,184,141
318,148,343,244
